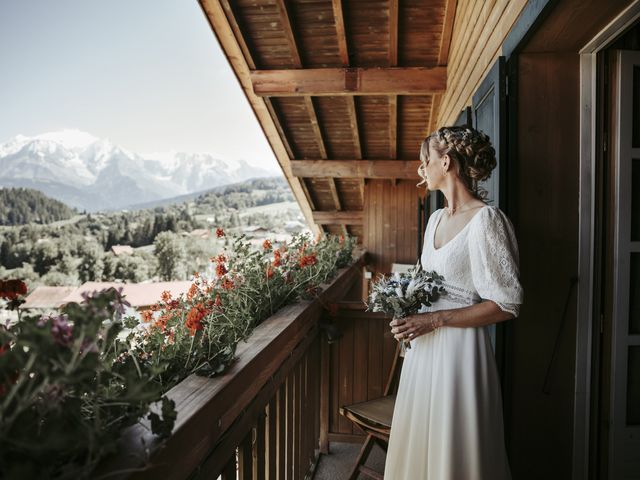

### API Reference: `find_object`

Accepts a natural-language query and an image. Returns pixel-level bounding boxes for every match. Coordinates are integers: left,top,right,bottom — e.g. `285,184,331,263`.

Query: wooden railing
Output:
99,251,367,480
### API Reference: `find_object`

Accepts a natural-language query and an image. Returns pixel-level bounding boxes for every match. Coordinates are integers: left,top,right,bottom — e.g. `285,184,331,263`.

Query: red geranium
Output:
299,252,318,268
185,303,208,335
273,250,282,267
0,279,27,300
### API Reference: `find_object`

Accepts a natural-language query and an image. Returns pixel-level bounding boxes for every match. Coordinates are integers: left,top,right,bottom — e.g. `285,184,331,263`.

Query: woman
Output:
383,126,523,479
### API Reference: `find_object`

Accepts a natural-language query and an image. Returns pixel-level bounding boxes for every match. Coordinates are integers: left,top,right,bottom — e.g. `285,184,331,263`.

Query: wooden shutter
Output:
470,57,508,361
472,57,507,208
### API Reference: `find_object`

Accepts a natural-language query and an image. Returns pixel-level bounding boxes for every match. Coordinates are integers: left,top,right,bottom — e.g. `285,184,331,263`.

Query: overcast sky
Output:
0,0,280,171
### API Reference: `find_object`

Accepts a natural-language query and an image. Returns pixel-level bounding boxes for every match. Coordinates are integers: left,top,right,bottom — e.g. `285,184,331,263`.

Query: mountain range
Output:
0,129,281,212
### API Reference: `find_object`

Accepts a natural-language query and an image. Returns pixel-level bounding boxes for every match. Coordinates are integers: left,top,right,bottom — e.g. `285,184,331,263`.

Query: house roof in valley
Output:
61,281,193,308
110,245,135,256
22,286,77,309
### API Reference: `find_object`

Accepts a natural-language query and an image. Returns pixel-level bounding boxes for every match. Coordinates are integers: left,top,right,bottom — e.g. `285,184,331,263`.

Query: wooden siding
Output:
363,179,422,274
437,0,528,126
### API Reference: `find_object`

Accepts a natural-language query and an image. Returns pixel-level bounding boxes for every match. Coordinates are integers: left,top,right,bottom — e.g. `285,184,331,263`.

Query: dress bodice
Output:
420,205,523,316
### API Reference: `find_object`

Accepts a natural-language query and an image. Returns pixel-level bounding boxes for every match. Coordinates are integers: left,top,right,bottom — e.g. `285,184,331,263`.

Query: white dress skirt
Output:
383,206,524,480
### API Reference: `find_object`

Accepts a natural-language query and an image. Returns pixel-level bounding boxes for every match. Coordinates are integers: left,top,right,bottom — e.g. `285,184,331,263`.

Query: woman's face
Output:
418,141,447,190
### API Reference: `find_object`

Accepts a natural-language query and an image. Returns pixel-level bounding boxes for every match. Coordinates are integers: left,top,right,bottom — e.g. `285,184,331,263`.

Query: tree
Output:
154,232,185,281
78,242,105,282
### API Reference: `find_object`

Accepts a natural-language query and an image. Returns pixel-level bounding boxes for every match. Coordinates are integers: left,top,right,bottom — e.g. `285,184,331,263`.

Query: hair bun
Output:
465,131,496,182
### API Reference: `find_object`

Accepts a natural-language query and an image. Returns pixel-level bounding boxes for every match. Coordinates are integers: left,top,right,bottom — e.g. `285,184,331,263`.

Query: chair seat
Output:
340,394,396,429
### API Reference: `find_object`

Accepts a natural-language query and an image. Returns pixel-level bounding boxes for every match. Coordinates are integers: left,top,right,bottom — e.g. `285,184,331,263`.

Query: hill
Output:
0,187,77,225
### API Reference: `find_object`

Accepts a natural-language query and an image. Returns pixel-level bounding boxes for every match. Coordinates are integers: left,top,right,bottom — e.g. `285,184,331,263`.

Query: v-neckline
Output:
432,206,488,251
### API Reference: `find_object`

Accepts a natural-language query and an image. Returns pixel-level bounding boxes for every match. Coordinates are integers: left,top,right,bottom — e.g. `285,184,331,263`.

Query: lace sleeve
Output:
468,206,524,317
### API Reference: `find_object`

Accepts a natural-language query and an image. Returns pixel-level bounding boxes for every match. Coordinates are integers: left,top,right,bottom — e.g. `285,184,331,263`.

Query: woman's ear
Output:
441,154,450,172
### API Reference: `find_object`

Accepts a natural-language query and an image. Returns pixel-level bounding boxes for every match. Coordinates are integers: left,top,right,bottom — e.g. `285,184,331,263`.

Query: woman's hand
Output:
389,313,440,342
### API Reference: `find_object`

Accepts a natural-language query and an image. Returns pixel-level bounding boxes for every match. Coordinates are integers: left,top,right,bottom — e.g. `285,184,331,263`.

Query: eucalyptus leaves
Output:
366,264,446,350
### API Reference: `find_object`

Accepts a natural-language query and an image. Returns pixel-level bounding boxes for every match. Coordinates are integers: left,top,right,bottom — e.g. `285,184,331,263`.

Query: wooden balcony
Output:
98,250,394,479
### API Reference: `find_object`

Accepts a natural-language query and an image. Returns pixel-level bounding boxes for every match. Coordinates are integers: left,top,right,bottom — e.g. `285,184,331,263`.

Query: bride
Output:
383,126,523,479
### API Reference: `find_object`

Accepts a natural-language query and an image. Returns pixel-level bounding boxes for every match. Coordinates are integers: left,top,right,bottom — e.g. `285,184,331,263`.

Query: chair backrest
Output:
383,263,413,396
383,337,404,396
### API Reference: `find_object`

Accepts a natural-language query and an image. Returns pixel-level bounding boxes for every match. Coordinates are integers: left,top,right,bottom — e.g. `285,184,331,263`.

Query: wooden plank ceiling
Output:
200,0,456,240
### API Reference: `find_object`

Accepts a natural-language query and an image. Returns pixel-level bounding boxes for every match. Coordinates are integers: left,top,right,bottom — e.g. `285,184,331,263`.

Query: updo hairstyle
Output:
420,126,497,199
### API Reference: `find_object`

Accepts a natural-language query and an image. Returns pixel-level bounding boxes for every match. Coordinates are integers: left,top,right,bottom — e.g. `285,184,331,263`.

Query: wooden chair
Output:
339,340,403,480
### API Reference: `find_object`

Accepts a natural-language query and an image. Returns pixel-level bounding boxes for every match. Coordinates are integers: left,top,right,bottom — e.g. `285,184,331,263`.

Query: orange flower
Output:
161,290,172,303
214,294,222,307
216,263,228,277
266,266,274,279
210,253,226,264
339,234,345,245
193,272,200,279
187,283,199,301
273,250,282,267
216,227,225,238
299,252,317,268
185,303,208,335
221,278,235,290
154,314,170,332
263,239,272,250
141,309,154,323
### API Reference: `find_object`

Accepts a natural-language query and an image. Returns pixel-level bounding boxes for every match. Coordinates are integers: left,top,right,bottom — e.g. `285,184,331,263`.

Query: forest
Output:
0,177,300,287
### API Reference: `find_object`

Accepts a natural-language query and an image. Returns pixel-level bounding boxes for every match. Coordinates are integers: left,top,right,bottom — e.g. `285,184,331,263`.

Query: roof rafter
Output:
312,211,363,225
250,67,447,96
276,0,343,228
291,160,421,179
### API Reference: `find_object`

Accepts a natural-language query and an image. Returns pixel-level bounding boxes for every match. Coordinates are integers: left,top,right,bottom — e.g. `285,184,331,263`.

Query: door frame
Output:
577,3,640,479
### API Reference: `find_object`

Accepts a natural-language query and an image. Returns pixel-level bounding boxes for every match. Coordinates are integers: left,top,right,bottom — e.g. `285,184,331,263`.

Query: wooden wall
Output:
363,179,423,274
437,0,527,126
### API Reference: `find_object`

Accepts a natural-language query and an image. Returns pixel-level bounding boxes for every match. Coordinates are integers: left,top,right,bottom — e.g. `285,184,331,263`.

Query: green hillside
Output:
0,187,77,225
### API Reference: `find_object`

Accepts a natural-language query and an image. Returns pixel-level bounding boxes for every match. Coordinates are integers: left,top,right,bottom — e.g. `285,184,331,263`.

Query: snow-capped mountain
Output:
0,130,280,211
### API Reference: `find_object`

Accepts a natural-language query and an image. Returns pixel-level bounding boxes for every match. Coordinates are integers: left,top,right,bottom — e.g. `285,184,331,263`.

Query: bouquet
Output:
366,263,445,350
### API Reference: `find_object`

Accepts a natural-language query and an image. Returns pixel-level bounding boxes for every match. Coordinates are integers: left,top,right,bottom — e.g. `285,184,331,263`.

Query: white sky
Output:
0,0,280,171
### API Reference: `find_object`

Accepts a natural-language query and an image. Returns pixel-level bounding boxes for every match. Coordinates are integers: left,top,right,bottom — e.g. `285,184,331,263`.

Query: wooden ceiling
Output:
200,0,457,240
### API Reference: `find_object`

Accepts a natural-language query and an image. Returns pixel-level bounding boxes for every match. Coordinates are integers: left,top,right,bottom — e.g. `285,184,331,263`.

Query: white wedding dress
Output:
383,205,524,480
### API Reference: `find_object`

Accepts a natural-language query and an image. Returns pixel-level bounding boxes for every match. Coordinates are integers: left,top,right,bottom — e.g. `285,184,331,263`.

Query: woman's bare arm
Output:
390,301,514,342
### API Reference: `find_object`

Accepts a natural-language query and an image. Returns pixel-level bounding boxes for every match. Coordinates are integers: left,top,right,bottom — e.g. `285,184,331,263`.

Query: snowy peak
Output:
0,130,281,212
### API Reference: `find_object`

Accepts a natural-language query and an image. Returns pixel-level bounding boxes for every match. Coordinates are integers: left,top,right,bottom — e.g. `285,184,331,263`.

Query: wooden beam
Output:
327,178,342,211
347,97,362,159
389,95,397,159
312,210,363,225
264,98,295,159
438,0,458,66
274,0,303,67
250,67,447,96
290,160,421,179
304,96,328,159
199,0,320,236
218,0,256,69
389,0,398,67
332,0,349,66
299,178,317,211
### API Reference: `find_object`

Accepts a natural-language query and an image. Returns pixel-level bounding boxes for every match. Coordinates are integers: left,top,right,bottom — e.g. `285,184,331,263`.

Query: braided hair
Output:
420,126,497,199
